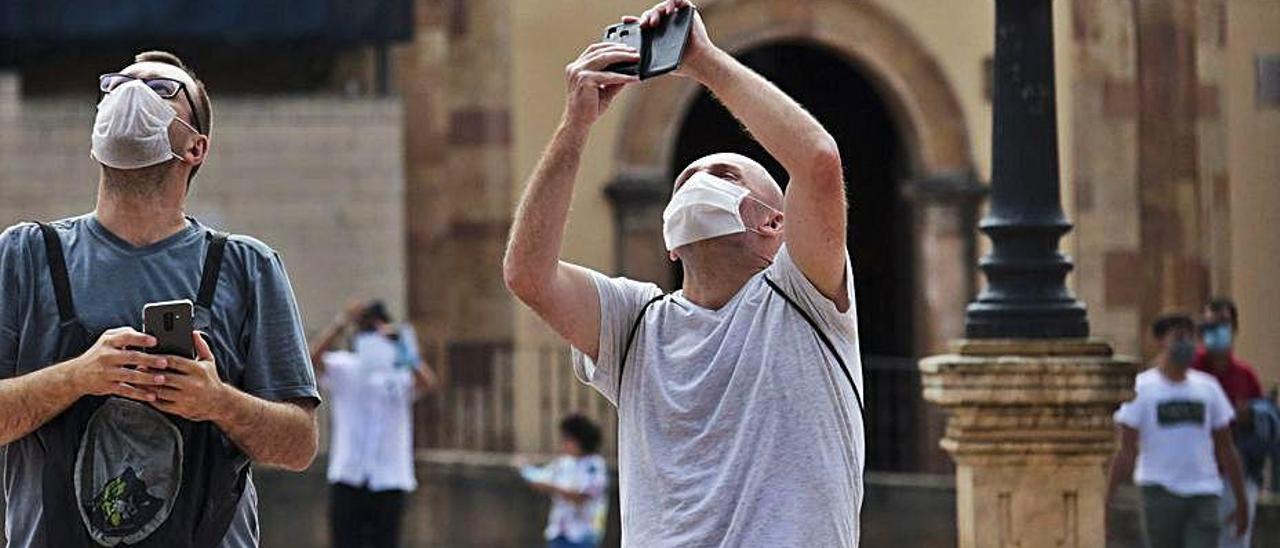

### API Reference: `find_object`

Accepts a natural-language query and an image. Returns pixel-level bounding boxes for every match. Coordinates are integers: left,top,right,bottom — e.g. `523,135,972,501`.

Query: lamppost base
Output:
919,339,1139,548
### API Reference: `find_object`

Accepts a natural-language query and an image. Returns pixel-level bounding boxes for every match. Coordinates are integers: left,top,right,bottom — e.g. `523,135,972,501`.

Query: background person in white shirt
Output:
1106,314,1249,548
502,0,864,545
520,414,610,548
310,300,439,548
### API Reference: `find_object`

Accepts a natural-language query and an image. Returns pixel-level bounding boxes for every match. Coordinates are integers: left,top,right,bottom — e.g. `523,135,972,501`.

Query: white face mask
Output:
90,80,188,169
662,171,774,251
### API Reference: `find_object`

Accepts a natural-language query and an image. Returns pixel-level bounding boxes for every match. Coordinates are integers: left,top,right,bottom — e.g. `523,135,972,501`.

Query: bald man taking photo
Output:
503,1,864,545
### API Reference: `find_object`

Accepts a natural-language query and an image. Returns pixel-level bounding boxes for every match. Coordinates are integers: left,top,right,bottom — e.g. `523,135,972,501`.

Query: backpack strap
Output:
763,275,866,418
36,223,76,324
196,231,229,310
617,294,666,397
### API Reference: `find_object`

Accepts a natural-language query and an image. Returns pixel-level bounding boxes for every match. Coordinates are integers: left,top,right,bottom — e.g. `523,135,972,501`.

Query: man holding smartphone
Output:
0,51,319,547
503,1,863,545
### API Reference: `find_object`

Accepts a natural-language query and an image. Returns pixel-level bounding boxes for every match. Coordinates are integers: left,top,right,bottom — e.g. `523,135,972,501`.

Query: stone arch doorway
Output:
604,0,983,473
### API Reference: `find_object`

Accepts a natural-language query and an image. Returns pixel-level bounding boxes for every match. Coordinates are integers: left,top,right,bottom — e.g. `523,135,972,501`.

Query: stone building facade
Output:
2,0,1277,462
396,0,1280,461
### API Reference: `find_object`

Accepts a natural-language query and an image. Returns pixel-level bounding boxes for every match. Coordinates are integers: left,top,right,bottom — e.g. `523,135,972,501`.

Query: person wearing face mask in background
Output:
0,51,320,548
309,299,439,548
1188,298,1266,548
1106,314,1249,547
503,0,863,545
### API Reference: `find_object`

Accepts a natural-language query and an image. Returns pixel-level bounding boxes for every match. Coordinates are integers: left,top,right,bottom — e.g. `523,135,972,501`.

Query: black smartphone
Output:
142,299,195,359
602,6,695,80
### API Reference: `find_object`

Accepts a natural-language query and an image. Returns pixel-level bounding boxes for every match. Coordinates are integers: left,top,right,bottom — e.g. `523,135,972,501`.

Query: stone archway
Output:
605,0,982,356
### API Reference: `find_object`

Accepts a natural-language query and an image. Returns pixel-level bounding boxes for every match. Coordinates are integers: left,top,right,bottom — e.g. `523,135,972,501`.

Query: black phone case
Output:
603,6,694,80
143,300,196,359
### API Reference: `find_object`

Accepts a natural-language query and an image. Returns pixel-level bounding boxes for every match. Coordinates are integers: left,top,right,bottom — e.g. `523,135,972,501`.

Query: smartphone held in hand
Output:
142,299,196,359
602,5,694,80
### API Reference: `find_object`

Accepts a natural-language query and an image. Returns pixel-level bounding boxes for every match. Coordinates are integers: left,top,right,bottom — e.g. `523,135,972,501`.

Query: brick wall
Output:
0,76,407,334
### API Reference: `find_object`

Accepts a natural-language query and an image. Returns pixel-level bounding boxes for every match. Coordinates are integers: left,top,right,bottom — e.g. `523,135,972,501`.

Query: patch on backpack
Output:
75,398,184,546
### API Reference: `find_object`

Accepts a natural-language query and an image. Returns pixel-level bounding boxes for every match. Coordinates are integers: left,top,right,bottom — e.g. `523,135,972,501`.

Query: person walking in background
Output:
1106,314,1249,547
310,300,439,548
1190,297,1266,547
520,414,609,548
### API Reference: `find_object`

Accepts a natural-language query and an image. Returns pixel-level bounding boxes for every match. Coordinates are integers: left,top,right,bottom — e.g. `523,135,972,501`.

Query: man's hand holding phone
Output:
562,43,640,130
147,331,231,422
68,327,169,403
631,0,716,81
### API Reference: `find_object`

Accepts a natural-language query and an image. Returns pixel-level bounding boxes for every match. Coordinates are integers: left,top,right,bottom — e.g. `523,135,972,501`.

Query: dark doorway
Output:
669,41,924,471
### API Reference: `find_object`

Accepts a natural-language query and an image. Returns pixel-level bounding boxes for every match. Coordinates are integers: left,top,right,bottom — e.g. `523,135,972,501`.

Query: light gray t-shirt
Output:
0,215,319,548
572,245,865,547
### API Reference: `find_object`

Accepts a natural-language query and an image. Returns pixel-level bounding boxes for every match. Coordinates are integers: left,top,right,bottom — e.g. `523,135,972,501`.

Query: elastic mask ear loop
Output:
741,194,782,236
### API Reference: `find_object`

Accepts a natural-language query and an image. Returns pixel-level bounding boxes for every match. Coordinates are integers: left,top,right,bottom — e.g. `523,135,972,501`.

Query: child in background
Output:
521,414,609,548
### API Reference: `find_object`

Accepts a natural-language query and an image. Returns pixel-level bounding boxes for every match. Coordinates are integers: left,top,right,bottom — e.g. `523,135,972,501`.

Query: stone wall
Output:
0,81,407,333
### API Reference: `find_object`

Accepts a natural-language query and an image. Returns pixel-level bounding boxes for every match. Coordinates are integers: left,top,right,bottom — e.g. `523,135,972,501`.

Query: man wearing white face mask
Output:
0,51,320,548
504,1,863,545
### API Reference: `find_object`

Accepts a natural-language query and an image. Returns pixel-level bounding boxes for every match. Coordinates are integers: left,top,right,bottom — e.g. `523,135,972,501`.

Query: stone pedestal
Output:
919,339,1139,548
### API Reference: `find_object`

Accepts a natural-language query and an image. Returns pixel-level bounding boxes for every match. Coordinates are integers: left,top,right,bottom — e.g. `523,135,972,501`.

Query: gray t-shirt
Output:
572,245,865,547
0,214,319,548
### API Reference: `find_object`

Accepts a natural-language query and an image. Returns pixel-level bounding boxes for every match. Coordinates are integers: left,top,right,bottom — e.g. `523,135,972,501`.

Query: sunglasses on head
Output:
98,73,204,135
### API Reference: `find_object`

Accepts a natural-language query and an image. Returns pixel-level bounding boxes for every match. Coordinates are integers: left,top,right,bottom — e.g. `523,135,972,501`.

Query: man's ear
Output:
180,134,209,168
757,211,784,237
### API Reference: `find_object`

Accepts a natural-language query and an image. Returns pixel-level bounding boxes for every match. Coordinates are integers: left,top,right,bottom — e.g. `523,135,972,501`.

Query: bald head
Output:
674,153,783,209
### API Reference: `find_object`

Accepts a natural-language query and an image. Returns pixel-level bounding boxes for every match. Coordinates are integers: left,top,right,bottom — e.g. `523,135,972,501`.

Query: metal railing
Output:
414,342,948,472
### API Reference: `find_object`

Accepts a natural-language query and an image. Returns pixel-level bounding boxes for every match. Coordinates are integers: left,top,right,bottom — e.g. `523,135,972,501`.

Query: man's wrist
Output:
207,382,243,425
684,46,730,87
556,116,593,141
54,356,87,399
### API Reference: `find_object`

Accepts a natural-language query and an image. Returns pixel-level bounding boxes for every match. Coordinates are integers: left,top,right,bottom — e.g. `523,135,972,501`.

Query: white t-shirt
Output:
572,246,864,547
525,455,610,542
322,326,421,491
1114,367,1235,496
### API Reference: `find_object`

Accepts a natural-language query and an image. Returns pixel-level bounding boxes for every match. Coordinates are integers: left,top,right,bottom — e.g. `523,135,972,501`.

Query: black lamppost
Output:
965,0,1089,338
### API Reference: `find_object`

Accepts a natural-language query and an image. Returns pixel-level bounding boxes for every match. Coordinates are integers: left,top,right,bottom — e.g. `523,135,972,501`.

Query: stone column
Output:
605,171,675,290
921,340,1136,547
920,1,1141,546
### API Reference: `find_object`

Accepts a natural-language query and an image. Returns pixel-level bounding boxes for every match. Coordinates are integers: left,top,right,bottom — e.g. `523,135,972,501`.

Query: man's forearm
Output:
503,122,590,297
1219,446,1249,507
688,48,839,180
1105,453,1133,502
0,361,82,445
212,388,317,471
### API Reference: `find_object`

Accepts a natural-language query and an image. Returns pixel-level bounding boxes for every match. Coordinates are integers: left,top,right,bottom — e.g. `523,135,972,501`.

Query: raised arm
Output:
308,314,349,377
644,0,847,305
502,43,639,361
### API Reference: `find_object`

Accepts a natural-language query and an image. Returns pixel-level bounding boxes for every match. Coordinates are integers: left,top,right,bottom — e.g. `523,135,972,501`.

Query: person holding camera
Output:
503,1,864,545
0,51,320,547
310,299,439,548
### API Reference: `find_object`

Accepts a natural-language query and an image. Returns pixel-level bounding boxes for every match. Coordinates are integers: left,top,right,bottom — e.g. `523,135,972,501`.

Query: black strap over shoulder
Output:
37,223,76,324
763,275,865,417
618,294,665,395
196,231,228,309
614,277,865,424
